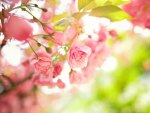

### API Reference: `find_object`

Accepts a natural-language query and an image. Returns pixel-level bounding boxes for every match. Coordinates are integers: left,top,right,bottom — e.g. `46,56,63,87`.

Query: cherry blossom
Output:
53,62,63,78
123,0,150,29
4,15,33,41
31,51,53,76
68,44,92,69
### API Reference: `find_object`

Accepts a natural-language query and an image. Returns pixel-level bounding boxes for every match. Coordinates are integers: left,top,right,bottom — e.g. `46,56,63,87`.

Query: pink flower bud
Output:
41,8,54,22
64,27,77,40
32,75,56,87
43,24,54,34
53,31,65,45
85,39,97,52
53,63,63,78
56,79,65,89
98,28,107,42
109,30,117,37
4,15,33,41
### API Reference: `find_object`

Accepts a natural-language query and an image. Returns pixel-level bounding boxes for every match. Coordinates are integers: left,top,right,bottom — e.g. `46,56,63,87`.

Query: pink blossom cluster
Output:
0,0,113,91
0,59,37,113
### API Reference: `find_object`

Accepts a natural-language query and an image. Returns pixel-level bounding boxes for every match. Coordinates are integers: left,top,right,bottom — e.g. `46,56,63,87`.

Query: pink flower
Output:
40,8,54,22
64,27,77,40
68,44,91,69
145,19,150,29
56,79,65,89
53,31,65,45
69,71,84,84
22,0,29,3
4,15,33,41
43,24,54,34
85,39,97,52
31,51,53,76
53,63,63,78
123,0,150,28
0,101,11,113
32,74,56,87
109,30,117,37
98,27,107,42
3,0,20,4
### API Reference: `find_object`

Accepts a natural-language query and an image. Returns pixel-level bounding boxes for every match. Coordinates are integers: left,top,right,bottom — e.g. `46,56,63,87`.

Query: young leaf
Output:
83,0,107,11
48,41,54,48
54,18,70,31
79,0,131,11
90,5,132,21
72,12,88,20
52,13,69,23
78,0,92,10
107,0,131,5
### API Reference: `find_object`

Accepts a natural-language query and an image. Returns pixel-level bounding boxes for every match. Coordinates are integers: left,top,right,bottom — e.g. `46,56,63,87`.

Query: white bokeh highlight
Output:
101,56,118,72
1,40,24,66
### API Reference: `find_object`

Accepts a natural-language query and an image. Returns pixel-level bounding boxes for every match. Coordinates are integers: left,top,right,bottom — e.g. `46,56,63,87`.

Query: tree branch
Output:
0,73,33,97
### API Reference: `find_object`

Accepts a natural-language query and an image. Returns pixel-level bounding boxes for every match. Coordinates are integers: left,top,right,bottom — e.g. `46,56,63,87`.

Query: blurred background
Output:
40,30,150,113
1,0,150,113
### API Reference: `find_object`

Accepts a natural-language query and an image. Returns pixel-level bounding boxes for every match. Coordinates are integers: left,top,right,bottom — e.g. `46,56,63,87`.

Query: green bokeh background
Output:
40,31,150,113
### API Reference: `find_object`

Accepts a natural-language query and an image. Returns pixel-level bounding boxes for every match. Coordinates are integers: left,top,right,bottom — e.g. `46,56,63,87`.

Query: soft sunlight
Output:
101,56,118,72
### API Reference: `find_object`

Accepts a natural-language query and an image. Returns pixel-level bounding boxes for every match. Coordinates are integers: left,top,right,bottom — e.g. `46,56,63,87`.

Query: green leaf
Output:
78,0,92,10
48,41,54,48
54,18,70,31
90,5,132,21
106,0,131,5
78,0,131,11
52,13,69,23
83,0,107,11
72,12,88,20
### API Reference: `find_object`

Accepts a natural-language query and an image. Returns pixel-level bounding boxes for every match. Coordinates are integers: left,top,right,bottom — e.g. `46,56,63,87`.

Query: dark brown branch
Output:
1,74,15,86
0,4,8,49
0,73,33,97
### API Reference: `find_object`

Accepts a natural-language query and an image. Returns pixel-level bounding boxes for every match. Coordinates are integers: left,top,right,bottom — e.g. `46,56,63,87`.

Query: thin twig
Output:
23,8,45,25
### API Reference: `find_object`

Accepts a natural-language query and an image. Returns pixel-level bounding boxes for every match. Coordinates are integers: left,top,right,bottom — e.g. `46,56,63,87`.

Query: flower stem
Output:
22,8,45,26
28,42,38,59
32,38,47,48
32,34,50,38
